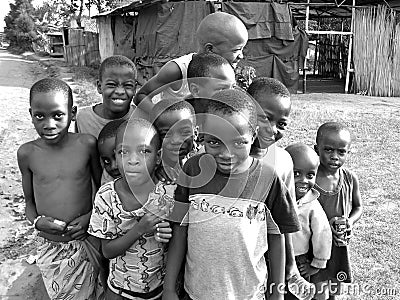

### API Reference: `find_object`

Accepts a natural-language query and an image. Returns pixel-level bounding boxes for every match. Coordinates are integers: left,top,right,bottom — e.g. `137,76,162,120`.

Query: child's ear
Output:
156,149,162,165
189,82,200,98
71,106,77,121
314,144,320,155
252,126,259,143
204,43,214,53
96,80,102,94
29,108,32,117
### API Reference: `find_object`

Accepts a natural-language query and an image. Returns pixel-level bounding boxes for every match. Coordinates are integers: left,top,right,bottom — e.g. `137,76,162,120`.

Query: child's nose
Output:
44,118,56,129
115,85,125,94
219,146,233,159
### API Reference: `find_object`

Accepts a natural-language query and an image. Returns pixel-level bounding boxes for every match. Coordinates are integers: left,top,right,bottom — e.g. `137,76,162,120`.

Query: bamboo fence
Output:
353,5,398,96
63,28,101,67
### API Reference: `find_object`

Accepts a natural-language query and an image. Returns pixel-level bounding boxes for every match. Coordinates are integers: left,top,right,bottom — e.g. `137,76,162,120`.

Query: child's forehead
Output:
30,91,70,107
255,93,290,109
205,110,251,133
101,65,136,79
156,109,195,125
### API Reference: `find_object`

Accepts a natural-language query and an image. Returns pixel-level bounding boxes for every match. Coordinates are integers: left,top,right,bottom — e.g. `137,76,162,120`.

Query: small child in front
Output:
151,98,198,183
75,55,147,138
285,143,332,300
17,78,104,299
163,89,300,300
88,118,175,300
97,119,125,184
313,122,363,300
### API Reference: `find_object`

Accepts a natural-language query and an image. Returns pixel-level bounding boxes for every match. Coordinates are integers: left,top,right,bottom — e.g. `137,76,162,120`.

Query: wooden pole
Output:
303,0,310,93
345,0,355,93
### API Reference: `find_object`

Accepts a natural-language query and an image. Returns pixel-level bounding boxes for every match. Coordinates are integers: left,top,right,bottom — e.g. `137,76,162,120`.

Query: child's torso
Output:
29,135,93,222
315,168,354,220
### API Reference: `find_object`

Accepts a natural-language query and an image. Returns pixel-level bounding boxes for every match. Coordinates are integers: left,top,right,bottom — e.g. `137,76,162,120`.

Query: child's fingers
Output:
156,221,171,228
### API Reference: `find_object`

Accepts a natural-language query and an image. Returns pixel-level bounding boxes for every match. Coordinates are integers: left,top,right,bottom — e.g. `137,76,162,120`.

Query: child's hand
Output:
154,221,172,243
162,289,179,300
329,217,348,246
136,212,164,235
345,217,354,240
298,262,320,277
35,216,67,235
155,165,174,184
66,213,91,240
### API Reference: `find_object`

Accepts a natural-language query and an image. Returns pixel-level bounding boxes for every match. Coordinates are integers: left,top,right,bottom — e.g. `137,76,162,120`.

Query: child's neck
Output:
316,165,341,192
96,104,129,120
116,175,158,211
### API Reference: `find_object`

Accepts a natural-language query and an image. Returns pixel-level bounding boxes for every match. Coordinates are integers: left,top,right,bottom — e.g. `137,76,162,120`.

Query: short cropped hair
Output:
247,77,290,99
30,78,73,107
207,89,257,134
316,122,351,144
151,98,196,124
187,53,231,79
99,55,137,81
116,118,161,150
98,119,125,143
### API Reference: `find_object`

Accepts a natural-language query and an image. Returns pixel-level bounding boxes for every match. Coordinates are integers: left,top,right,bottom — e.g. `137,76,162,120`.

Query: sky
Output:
1,0,45,31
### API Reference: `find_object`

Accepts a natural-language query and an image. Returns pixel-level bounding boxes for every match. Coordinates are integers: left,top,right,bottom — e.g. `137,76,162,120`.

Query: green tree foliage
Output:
4,0,36,52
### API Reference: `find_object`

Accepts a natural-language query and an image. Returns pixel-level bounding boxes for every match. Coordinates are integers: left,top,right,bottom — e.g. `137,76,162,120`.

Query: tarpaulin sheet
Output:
222,2,294,41
223,2,308,93
240,28,308,93
135,1,211,60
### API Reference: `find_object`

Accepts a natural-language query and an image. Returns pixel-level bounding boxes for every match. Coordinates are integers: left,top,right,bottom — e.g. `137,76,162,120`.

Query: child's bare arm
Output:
133,61,182,113
349,173,363,225
101,212,165,259
267,233,285,300
17,144,37,223
162,224,187,300
87,135,102,191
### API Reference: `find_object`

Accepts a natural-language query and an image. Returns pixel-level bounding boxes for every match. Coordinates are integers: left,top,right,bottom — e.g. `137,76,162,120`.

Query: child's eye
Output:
277,122,287,130
140,149,151,154
124,83,135,89
102,158,111,165
34,114,44,120
324,148,333,153
306,173,315,180
208,140,220,146
293,171,301,178
338,150,347,155
106,83,117,88
118,149,128,155
54,113,64,120
235,140,248,147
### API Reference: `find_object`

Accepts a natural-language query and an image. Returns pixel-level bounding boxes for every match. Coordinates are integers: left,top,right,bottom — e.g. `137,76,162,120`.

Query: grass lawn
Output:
280,93,400,300
70,65,400,299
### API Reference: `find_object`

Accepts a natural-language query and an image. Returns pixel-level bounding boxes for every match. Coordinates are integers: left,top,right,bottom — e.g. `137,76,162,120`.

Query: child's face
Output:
155,109,195,166
190,65,236,99
203,110,255,174
256,94,291,146
30,91,76,145
293,153,319,200
97,66,136,115
212,31,248,69
315,130,351,172
98,136,120,179
116,127,159,186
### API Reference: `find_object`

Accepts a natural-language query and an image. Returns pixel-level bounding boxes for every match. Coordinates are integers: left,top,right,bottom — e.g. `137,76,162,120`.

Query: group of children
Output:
17,11,362,300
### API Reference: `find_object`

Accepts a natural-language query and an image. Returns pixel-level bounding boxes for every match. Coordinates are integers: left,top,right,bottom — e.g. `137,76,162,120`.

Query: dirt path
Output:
0,49,50,300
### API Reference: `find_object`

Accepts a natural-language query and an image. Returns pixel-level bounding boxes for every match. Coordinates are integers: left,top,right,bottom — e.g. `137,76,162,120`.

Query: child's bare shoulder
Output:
68,133,97,148
17,140,39,160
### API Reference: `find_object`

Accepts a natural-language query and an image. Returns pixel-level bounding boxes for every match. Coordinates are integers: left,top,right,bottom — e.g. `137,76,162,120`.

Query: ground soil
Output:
0,49,83,300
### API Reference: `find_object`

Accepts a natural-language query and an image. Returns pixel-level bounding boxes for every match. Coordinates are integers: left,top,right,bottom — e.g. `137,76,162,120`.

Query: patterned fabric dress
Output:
88,180,176,300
